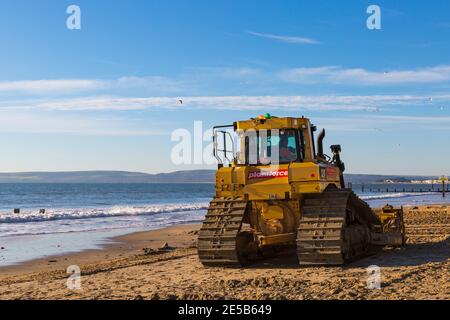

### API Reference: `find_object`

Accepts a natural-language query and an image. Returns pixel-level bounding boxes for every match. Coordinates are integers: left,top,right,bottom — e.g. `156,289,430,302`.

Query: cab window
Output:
239,129,303,165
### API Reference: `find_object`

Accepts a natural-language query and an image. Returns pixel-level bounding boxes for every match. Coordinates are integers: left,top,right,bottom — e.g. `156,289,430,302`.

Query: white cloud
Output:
114,76,186,92
3,64,450,98
279,65,450,85
246,31,321,45
1,109,447,136
373,115,450,122
1,98,449,136
4,94,450,112
315,115,450,132
0,110,167,136
0,79,106,94
0,76,186,95
186,67,261,78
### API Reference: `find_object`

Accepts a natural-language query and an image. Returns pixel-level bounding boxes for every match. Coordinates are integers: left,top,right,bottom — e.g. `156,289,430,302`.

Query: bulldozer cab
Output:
213,115,316,167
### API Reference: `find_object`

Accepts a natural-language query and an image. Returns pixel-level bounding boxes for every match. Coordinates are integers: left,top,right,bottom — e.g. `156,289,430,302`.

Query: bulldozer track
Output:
197,197,248,267
297,189,375,266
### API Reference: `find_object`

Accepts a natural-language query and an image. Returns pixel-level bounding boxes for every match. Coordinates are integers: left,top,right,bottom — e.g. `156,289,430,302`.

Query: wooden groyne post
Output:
439,176,448,198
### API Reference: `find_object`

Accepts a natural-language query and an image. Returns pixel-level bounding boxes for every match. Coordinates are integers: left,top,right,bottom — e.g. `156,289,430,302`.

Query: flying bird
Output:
178,99,183,105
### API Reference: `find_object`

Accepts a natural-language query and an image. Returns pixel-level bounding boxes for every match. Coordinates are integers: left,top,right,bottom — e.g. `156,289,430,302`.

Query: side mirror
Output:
330,144,342,154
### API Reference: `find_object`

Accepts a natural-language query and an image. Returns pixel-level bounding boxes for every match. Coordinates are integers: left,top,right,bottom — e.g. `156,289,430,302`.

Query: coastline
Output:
1,203,449,275
0,203,450,275
0,224,200,277
0,203,448,300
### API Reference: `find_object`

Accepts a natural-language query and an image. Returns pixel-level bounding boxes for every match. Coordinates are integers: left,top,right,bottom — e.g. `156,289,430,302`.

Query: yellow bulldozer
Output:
198,114,406,267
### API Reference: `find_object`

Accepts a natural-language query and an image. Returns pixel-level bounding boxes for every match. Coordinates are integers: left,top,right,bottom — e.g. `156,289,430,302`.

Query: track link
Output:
197,197,248,267
297,189,375,266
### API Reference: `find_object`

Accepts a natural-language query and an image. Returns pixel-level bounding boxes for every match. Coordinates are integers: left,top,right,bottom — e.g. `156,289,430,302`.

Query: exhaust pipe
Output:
331,144,346,189
317,129,325,158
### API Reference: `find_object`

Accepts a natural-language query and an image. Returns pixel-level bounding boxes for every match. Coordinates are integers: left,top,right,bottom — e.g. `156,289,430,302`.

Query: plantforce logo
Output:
326,166,338,178
248,169,288,180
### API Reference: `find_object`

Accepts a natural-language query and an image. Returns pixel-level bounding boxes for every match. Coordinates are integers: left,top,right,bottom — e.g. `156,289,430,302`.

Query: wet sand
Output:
0,205,448,300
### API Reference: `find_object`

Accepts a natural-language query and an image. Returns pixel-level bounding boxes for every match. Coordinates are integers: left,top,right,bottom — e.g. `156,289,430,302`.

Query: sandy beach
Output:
0,205,448,300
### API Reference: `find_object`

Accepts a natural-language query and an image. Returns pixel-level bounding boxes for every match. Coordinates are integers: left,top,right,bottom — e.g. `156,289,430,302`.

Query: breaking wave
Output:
360,192,436,201
0,202,210,224
0,192,444,224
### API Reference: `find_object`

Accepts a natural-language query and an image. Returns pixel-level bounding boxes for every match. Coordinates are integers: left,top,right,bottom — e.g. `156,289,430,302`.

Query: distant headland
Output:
0,170,443,184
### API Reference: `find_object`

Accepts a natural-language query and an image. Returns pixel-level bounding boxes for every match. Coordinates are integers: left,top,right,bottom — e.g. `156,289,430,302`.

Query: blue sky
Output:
0,0,449,175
